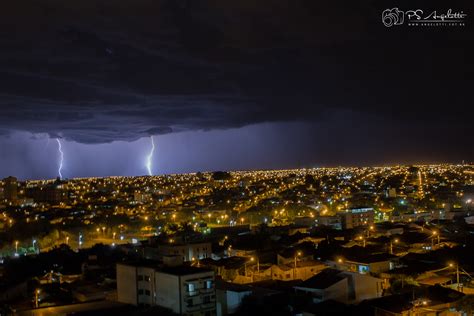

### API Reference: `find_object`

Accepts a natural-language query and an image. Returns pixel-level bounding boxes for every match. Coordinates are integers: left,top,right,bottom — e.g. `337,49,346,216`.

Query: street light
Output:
294,251,302,279
449,262,460,291
35,289,40,308
432,231,440,247
244,257,254,277
15,240,18,255
390,238,399,255
367,225,375,238
251,256,260,273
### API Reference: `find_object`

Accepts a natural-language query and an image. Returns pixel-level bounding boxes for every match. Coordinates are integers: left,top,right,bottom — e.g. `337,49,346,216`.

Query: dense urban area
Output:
1,164,474,315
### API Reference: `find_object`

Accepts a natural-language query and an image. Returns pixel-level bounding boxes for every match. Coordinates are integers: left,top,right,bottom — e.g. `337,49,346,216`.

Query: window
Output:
205,280,213,289
187,283,196,293
286,274,291,278
187,298,193,307
358,265,369,274
144,275,151,282
203,296,211,304
144,290,151,296
138,289,144,295
137,275,144,281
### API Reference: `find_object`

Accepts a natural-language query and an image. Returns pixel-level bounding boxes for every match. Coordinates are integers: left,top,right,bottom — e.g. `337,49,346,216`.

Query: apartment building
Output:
117,262,216,316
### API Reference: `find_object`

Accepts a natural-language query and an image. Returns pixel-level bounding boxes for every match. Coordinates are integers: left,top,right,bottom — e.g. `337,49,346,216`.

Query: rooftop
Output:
295,268,346,290
159,265,213,276
117,260,213,276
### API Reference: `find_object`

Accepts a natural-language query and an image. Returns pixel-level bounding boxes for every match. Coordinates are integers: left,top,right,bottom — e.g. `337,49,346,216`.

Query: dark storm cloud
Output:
0,0,473,144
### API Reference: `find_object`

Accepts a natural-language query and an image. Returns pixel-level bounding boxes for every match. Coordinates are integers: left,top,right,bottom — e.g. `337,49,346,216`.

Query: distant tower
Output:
3,176,18,201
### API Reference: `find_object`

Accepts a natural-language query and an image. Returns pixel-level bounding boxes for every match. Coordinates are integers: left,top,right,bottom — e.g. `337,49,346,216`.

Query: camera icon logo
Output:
382,8,405,27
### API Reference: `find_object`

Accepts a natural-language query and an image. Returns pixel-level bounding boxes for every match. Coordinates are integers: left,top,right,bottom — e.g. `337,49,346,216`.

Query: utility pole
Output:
457,263,460,291
294,256,297,278
390,239,398,255
450,262,461,292
294,251,302,280
35,289,40,308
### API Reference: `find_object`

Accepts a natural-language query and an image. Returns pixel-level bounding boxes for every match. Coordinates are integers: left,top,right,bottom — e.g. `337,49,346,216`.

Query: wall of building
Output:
323,279,349,303
137,267,155,306
116,264,138,305
294,278,348,304
343,272,383,303
294,264,326,281
224,290,251,315
154,272,180,313
293,287,325,303
369,261,391,274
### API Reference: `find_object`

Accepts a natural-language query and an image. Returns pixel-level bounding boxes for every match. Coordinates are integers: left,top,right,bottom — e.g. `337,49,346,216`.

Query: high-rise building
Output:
117,262,216,315
339,207,374,229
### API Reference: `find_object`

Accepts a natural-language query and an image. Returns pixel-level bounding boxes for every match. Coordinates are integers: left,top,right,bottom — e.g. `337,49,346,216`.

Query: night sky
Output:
0,0,473,179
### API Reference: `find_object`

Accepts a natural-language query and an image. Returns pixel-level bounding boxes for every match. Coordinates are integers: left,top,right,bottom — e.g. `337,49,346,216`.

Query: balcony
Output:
201,302,216,310
185,290,200,297
185,304,201,312
200,287,214,294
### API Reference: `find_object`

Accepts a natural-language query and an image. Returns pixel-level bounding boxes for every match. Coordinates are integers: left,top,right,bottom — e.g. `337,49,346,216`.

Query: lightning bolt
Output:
146,136,155,176
56,138,64,179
